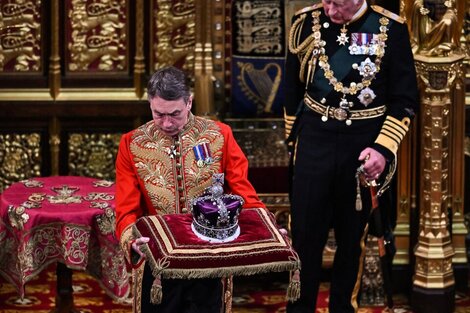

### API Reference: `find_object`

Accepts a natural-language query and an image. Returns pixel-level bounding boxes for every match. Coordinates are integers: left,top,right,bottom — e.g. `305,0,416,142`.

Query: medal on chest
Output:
193,142,214,168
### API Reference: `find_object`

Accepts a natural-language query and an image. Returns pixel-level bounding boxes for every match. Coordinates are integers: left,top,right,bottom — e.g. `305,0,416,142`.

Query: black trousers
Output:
141,263,223,313
287,112,376,313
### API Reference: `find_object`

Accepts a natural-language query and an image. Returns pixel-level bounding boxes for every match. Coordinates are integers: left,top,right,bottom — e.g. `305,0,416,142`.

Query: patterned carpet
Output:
0,263,468,313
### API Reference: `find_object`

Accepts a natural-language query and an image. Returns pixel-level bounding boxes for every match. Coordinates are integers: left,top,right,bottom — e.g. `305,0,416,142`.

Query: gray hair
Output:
147,66,191,103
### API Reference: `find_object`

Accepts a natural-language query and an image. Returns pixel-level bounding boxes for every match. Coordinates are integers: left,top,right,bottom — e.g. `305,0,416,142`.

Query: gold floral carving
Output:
67,0,127,71
68,133,122,180
405,0,465,56
225,118,289,167
0,0,41,71
0,133,41,193
413,57,460,289
153,0,195,71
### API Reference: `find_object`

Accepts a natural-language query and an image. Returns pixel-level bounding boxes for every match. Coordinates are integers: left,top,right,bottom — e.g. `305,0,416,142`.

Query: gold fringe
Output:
150,275,162,304
286,269,301,302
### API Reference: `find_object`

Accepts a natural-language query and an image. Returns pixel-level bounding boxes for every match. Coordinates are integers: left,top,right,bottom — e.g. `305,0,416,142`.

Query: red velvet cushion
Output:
132,208,300,279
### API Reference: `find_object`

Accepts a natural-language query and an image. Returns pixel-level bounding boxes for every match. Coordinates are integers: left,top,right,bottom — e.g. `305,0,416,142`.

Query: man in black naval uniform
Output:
284,0,419,312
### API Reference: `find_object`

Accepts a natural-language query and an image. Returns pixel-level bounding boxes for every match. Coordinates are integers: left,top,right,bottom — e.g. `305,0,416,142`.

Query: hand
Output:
358,148,386,181
131,236,150,259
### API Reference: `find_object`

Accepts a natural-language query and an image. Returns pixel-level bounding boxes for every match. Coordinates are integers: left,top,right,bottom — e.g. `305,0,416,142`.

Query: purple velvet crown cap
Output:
190,173,245,242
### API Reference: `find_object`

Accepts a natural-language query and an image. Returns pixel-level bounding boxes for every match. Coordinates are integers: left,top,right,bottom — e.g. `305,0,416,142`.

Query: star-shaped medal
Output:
336,24,349,46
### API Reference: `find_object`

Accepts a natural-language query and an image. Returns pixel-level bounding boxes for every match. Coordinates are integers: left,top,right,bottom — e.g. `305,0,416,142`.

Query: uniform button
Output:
177,175,183,180
178,187,184,192
181,207,188,213
180,196,186,202
175,152,181,157
175,141,180,146
176,163,182,168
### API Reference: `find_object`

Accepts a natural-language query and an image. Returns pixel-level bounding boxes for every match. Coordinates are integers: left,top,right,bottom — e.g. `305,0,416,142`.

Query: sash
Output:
312,11,386,100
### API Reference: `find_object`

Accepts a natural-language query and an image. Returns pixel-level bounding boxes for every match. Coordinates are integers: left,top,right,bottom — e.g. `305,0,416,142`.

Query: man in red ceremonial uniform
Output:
115,66,265,313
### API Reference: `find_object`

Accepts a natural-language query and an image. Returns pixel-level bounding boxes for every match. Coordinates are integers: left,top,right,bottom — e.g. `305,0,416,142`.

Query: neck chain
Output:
309,12,389,124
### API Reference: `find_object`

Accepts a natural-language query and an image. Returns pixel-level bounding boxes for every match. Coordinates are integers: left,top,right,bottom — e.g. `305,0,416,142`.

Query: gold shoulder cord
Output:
288,12,316,83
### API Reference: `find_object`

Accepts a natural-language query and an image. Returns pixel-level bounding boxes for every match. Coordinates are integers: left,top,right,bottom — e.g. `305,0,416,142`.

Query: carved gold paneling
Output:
258,193,290,231
66,0,128,72
0,133,41,192
0,0,42,72
211,0,226,99
413,54,464,289
68,133,121,180
404,0,465,57
225,118,289,167
151,0,195,71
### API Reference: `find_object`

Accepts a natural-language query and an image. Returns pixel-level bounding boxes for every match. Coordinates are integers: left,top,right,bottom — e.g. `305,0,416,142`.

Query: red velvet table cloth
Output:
0,176,130,300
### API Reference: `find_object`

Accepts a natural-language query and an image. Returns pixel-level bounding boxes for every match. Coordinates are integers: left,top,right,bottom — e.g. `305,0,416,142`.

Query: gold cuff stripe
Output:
375,133,399,155
380,129,401,147
375,116,410,155
382,117,408,141
284,113,296,121
285,119,295,125
384,116,408,136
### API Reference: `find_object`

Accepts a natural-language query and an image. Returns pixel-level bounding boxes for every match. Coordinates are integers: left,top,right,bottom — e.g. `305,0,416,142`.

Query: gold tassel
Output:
355,173,362,211
286,269,301,302
150,275,162,304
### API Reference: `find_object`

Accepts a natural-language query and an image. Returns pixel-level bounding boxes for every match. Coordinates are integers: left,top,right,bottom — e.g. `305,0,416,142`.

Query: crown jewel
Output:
190,174,244,243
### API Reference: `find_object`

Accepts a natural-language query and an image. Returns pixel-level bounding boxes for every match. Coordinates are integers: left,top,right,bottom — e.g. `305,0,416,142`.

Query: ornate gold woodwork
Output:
49,118,61,176
225,118,289,167
360,236,386,306
258,193,290,231
404,0,465,57
66,0,128,72
395,125,416,265
134,0,145,98
0,133,41,192
413,54,465,289
152,0,195,71
194,0,214,116
68,133,122,180
0,0,41,72
49,0,60,99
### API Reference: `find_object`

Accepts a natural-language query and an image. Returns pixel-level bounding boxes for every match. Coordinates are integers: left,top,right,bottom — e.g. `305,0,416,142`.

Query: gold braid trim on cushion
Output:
374,115,410,156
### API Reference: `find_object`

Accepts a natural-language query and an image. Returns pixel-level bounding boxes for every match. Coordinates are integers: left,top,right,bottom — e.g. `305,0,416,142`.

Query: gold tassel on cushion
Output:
150,274,162,304
286,269,301,302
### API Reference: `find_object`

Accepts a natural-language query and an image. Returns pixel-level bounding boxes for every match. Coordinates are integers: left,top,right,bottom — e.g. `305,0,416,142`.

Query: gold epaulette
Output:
371,5,405,24
294,2,323,16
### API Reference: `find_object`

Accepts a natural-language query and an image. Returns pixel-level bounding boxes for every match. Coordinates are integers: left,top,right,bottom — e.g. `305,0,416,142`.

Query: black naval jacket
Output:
284,4,419,167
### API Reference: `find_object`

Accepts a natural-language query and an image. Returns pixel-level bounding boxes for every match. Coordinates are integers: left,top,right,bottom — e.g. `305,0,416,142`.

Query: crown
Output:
190,173,244,243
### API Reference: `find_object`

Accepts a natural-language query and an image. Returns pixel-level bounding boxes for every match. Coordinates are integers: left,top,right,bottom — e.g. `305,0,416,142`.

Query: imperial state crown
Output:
190,173,244,242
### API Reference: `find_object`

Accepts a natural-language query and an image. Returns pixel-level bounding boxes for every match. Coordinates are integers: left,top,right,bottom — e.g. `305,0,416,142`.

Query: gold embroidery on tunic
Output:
130,117,224,214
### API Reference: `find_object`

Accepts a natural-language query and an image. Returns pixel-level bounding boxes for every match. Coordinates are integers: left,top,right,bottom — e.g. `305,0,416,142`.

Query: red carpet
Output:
1,264,469,312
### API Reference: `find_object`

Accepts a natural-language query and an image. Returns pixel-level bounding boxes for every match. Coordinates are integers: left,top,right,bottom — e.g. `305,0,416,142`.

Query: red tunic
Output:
115,114,265,239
